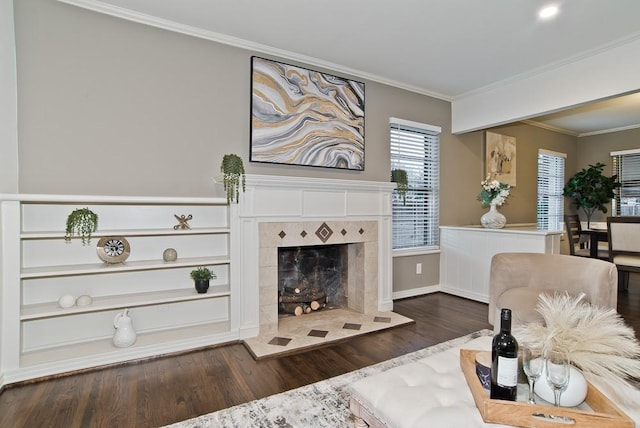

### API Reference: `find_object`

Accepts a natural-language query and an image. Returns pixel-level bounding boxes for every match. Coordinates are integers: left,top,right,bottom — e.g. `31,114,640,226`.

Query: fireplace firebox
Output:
278,244,348,316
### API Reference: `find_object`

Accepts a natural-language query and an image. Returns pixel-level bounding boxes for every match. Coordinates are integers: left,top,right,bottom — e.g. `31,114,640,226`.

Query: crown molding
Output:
56,0,452,102
455,31,640,103
521,120,579,137
577,122,640,137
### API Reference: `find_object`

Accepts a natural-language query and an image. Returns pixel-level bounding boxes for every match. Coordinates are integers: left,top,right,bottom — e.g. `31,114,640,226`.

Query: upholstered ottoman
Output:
348,336,509,427
348,335,640,428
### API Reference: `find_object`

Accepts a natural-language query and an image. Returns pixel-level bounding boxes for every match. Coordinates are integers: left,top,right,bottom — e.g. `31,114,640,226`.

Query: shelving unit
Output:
0,194,239,385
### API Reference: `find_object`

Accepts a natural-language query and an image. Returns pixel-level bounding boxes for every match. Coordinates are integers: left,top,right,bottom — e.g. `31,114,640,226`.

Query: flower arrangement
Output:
477,174,510,207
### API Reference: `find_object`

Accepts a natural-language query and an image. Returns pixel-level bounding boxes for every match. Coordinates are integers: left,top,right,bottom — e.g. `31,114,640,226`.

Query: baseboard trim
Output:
392,285,440,300
439,286,489,304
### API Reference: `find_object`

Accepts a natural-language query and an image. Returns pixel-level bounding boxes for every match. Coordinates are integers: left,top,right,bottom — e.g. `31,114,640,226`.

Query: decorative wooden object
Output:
460,349,634,428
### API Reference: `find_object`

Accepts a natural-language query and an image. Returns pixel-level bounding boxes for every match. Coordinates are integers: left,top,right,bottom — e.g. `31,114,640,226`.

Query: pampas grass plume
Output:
514,292,640,403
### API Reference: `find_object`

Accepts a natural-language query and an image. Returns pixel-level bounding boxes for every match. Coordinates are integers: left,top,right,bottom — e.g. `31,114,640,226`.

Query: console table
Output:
439,225,562,303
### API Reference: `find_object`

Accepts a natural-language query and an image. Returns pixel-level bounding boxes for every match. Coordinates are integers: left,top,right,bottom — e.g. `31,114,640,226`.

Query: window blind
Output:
390,118,440,250
537,149,566,231
612,149,640,216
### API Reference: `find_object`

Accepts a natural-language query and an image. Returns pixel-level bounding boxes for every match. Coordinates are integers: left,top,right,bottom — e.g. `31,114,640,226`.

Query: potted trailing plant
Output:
391,168,408,205
64,208,98,244
563,162,620,228
220,154,246,204
190,266,216,294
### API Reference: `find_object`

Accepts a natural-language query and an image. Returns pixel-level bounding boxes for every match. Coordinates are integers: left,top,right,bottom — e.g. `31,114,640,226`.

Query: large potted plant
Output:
563,162,620,228
64,208,98,244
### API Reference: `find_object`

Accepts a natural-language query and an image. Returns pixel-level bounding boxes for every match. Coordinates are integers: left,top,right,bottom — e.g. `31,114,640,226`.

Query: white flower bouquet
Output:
477,174,510,207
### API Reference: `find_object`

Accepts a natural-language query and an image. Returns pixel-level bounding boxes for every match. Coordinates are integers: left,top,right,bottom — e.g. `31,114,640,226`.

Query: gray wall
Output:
14,0,582,294
574,127,640,224
1,0,17,194
15,0,452,196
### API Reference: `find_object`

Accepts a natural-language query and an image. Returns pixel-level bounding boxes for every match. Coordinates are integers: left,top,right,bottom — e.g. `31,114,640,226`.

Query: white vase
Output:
535,363,588,407
481,202,506,229
113,308,137,348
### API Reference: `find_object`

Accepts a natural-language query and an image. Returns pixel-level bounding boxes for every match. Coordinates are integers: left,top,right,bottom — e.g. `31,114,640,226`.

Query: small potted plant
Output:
391,168,408,205
221,153,246,204
64,208,98,244
190,267,216,294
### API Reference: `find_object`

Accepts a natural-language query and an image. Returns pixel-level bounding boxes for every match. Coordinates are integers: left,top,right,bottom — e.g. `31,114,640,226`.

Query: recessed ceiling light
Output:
539,5,559,19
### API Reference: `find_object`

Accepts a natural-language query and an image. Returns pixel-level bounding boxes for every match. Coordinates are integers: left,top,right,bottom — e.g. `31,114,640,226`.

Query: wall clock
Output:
96,236,130,264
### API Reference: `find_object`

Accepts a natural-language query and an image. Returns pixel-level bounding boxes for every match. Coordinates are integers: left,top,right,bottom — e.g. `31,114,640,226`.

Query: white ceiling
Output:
63,0,640,136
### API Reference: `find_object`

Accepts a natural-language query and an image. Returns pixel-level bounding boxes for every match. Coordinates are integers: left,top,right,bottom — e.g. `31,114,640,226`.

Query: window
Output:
612,149,640,216
390,118,440,251
537,149,566,230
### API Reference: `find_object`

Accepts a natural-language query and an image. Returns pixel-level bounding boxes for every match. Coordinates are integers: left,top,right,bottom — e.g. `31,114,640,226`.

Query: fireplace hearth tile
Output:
268,337,292,346
307,329,329,338
343,323,362,330
243,309,414,359
374,316,392,323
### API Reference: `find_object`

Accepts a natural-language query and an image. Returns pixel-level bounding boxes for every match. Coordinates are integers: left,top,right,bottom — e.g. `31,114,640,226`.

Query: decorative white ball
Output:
163,248,178,262
535,363,588,407
58,294,76,308
76,295,93,306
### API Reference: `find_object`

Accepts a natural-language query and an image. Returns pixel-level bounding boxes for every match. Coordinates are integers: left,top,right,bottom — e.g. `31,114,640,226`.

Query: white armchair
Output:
488,252,618,328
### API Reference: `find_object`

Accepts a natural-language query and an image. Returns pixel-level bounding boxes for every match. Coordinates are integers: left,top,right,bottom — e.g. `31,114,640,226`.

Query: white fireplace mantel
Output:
233,174,395,339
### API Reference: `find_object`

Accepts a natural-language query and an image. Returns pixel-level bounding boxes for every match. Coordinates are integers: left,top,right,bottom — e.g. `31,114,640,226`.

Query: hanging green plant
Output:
563,162,620,228
64,208,98,244
220,154,246,204
391,168,408,205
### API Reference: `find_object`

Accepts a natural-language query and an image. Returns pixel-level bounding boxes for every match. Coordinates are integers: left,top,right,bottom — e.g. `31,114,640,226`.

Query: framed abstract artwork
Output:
485,131,516,186
250,56,365,170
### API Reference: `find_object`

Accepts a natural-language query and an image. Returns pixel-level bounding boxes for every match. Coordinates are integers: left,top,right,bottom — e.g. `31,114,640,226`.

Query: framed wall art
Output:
485,131,516,186
250,56,365,170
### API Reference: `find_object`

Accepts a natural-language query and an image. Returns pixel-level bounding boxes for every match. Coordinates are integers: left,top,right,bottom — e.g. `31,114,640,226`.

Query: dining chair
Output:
607,216,640,290
564,214,590,257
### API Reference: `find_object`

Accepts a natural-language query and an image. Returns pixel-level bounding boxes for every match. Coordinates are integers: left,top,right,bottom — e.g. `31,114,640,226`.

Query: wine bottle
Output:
490,308,519,401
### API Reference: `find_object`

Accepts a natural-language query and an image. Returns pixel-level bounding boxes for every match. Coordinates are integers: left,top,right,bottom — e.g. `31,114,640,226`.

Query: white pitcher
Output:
113,308,137,347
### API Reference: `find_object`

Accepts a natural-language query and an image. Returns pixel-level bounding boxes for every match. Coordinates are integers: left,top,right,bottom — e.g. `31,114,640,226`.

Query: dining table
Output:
580,227,609,258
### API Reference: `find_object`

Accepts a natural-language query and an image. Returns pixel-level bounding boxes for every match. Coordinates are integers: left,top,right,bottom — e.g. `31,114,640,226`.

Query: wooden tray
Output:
460,349,634,428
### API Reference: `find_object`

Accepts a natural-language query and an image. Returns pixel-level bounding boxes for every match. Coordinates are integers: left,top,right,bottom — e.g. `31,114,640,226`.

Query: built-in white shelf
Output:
20,321,232,367
21,256,230,278
21,227,230,239
21,285,231,320
0,194,238,385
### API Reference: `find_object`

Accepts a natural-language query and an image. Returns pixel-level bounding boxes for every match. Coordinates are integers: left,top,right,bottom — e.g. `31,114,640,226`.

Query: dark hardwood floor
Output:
1,284,639,428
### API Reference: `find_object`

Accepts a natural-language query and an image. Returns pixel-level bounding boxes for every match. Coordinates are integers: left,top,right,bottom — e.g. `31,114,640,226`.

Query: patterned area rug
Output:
163,329,493,428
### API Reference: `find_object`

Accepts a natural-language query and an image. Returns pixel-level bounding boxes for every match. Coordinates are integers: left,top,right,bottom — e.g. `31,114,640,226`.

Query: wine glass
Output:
522,347,543,404
545,352,571,407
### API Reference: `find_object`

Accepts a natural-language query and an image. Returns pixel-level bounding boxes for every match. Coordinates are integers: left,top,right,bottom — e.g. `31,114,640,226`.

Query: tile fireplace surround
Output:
235,175,411,358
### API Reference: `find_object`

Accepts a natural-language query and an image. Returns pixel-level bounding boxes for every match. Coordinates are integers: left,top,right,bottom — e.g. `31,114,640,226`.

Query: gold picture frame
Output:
485,131,516,186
